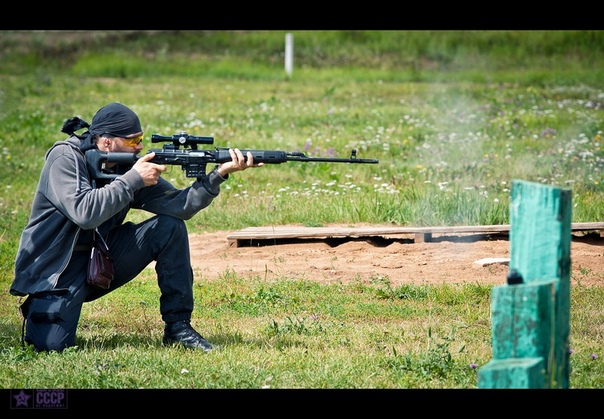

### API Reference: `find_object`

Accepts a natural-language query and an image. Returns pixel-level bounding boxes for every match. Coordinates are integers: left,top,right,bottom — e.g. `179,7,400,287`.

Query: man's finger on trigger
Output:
140,151,155,162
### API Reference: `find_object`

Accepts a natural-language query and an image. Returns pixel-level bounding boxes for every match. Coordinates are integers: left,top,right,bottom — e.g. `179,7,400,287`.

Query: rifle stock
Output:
84,149,138,180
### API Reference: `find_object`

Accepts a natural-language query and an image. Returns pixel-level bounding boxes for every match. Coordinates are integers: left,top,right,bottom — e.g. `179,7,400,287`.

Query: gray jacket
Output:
11,136,227,296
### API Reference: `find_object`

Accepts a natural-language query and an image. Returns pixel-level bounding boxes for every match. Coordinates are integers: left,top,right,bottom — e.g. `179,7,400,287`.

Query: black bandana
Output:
89,102,142,137
61,103,142,152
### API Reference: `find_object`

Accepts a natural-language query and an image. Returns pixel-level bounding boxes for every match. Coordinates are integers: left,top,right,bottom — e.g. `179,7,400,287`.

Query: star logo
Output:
13,390,32,408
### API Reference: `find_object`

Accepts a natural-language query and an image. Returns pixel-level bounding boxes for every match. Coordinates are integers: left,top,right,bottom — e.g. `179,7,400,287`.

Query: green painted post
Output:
478,179,571,388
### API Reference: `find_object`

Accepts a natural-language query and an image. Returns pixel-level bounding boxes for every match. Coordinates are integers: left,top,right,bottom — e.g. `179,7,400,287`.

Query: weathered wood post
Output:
478,179,571,388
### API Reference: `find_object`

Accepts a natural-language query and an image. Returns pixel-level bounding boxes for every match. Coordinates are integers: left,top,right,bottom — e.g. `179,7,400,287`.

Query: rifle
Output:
85,131,379,180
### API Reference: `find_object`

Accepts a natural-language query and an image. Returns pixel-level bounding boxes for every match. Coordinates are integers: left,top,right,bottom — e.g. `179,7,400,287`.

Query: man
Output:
10,102,262,352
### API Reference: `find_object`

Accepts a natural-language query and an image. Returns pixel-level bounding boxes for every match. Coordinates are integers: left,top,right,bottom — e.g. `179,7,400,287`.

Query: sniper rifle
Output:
85,131,379,180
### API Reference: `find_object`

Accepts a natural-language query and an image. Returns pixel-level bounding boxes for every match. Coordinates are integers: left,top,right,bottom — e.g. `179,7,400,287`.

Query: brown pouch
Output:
87,229,114,290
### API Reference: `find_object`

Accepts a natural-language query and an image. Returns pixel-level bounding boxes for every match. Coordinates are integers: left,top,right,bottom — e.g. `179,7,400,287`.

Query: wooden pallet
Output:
226,222,604,247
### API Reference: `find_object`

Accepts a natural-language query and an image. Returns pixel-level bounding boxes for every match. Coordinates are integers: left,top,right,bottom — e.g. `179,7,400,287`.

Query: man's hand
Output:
133,152,166,186
216,148,264,178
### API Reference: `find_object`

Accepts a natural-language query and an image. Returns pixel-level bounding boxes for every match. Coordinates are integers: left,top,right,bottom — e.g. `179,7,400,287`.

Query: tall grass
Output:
0,31,603,389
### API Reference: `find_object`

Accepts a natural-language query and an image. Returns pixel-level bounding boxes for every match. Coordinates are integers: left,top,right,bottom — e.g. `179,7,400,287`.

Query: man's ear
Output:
99,135,110,146
95,135,109,151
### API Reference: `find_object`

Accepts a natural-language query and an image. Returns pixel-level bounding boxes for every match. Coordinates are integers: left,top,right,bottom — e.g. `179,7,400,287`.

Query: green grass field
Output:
0,30,603,390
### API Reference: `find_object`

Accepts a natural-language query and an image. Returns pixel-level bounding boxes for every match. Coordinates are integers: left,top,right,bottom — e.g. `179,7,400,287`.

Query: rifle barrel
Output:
212,148,378,164
285,155,379,163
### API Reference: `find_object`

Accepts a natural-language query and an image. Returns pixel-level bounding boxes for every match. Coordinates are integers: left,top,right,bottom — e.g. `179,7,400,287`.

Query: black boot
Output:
163,320,216,352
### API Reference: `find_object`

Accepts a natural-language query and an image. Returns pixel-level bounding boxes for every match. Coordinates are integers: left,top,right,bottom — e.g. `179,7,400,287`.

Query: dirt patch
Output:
188,225,604,287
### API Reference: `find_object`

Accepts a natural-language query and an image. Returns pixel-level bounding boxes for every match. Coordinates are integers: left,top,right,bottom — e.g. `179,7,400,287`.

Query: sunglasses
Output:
104,133,144,147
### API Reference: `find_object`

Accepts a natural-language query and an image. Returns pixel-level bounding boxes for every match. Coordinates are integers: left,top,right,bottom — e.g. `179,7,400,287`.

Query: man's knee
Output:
25,294,67,323
23,294,73,352
25,329,71,352
155,215,189,245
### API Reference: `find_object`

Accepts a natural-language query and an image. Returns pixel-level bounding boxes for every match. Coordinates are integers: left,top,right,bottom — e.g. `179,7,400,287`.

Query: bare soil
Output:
188,225,604,287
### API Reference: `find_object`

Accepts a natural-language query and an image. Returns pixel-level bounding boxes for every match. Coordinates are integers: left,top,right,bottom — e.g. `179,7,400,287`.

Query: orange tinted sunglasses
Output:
121,134,144,146
103,133,144,146
114,134,144,146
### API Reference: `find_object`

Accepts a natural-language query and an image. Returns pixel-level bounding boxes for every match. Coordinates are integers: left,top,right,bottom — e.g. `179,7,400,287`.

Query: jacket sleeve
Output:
132,166,229,220
42,143,146,230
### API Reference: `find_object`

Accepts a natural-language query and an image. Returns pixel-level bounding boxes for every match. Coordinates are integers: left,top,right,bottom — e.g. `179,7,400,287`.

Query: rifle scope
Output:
151,131,214,149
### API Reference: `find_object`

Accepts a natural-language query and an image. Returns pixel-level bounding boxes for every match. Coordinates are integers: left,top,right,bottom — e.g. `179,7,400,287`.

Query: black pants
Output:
23,215,195,352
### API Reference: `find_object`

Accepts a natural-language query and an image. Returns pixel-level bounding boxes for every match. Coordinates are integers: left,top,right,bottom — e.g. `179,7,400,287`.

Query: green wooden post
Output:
478,179,571,388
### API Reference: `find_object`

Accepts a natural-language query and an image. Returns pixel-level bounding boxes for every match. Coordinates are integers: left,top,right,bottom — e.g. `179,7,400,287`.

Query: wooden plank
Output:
226,222,604,247
490,279,556,360
229,224,510,240
478,357,547,389
510,182,573,284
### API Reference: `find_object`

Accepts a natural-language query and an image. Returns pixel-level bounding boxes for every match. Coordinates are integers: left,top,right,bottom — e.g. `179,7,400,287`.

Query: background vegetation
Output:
0,30,603,390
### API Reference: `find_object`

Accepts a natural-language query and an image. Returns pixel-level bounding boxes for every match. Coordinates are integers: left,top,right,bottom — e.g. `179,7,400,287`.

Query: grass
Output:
0,273,496,388
0,30,603,390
